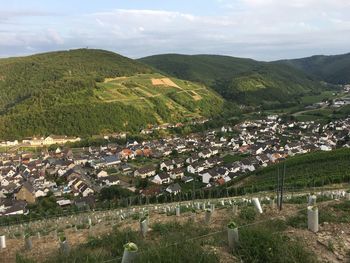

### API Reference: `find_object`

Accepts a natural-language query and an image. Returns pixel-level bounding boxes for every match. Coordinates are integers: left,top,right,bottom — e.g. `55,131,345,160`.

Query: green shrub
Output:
239,207,257,223
287,210,307,229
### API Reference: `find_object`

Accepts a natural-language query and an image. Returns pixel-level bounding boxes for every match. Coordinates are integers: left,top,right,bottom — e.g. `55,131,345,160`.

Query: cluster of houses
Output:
1,115,350,217
0,135,81,147
132,115,350,192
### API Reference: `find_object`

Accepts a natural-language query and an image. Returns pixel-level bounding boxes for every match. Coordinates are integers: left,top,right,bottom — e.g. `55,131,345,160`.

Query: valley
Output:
0,48,350,263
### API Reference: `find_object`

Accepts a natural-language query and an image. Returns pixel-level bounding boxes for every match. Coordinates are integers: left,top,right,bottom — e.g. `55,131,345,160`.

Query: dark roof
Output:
158,172,170,180
162,160,173,166
137,165,156,174
173,158,183,165
216,167,227,175
105,176,120,182
22,182,35,193
3,201,27,215
103,155,120,163
167,183,181,192
172,167,184,174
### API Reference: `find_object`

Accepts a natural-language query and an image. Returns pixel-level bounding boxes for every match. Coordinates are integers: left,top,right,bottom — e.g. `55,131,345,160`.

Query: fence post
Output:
345,191,350,200
227,222,239,250
205,209,212,225
270,196,275,209
252,198,263,214
176,206,180,217
210,204,215,213
0,235,6,249
190,208,196,222
122,242,138,263
307,206,319,233
59,235,70,255
308,194,317,206
232,204,238,215
25,235,32,250
139,215,148,238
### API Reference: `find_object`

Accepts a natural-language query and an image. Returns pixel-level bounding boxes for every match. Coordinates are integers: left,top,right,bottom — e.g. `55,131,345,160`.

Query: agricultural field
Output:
93,73,223,124
2,193,349,262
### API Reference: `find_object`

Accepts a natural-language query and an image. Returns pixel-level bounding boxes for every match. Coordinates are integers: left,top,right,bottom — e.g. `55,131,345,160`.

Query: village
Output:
1,114,350,218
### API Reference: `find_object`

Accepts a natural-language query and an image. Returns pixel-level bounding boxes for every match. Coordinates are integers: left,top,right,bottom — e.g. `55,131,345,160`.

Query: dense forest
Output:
139,54,328,106
280,52,350,85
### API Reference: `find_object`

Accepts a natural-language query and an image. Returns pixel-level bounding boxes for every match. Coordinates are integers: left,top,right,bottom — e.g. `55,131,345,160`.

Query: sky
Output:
1,0,350,60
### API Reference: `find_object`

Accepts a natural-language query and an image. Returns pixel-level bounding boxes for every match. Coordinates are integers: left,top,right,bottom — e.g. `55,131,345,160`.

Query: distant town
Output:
1,112,350,217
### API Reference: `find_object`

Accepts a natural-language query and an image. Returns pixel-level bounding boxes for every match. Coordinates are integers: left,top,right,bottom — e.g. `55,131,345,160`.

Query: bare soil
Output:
151,78,180,88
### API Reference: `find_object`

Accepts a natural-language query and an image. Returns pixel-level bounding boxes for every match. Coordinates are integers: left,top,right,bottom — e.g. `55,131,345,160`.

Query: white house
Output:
102,176,120,186
160,160,174,171
35,189,47,198
165,183,181,195
134,165,157,179
320,145,332,151
152,173,171,185
97,170,109,178
201,172,212,184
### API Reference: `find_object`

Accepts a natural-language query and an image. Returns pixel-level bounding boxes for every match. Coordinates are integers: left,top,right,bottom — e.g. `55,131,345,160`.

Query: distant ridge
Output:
139,54,324,106
278,52,350,85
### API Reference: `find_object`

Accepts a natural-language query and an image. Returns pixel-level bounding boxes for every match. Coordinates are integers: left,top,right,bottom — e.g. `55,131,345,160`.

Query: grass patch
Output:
223,153,249,164
235,225,317,263
238,206,257,224
287,200,350,229
36,222,220,263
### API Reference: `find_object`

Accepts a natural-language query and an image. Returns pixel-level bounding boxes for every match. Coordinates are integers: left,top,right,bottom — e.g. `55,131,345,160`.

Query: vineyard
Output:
0,189,349,262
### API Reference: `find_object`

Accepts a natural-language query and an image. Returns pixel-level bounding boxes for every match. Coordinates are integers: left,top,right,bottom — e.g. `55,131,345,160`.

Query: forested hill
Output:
0,49,153,113
279,52,350,85
139,54,325,107
0,49,223,140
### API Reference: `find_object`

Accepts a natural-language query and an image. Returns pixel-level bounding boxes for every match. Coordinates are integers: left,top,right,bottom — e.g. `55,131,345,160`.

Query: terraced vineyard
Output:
94,73,223,123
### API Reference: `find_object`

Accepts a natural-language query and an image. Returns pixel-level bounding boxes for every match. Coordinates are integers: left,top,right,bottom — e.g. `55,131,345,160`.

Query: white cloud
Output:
46,28,64,45
1,3,350,60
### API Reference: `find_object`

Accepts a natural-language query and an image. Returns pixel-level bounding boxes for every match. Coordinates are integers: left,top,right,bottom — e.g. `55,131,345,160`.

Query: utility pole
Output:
192,179,195,201
279,163,285,211
276,167,280,208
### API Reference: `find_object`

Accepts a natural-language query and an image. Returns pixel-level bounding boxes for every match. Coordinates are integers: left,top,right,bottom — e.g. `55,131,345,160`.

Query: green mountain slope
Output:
139,54,324,106
0,49,223,140
279,53,350,85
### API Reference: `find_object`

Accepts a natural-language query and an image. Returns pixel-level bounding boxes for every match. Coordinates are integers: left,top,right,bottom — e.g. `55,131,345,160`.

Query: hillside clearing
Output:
151,77,180,88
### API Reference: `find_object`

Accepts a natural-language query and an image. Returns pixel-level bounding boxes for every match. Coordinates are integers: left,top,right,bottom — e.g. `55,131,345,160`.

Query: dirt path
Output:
103,76,128,83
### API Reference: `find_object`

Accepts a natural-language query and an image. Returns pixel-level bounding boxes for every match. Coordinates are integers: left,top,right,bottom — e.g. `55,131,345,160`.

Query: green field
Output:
300,90,337,104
